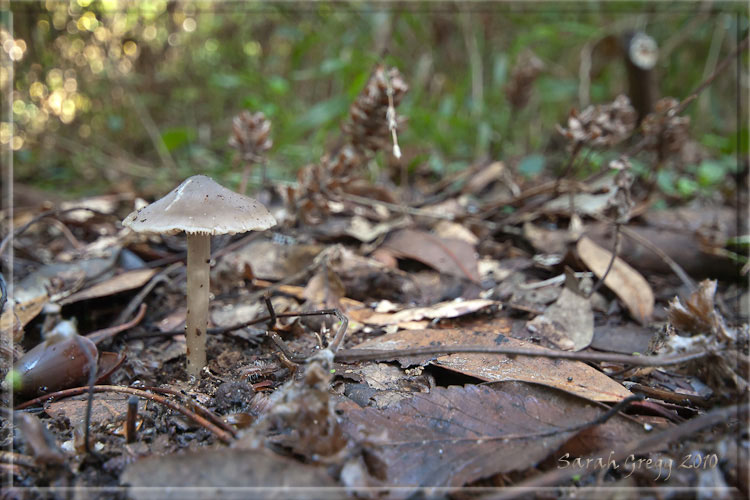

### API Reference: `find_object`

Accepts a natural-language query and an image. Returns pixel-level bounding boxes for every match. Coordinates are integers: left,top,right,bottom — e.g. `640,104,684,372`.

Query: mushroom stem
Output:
186,232,210,378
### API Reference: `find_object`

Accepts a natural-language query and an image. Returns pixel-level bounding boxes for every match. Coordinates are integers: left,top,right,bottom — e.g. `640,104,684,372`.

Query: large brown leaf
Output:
382,229,480,282
59,268,158,305
352,325,631,402
340,382,634,492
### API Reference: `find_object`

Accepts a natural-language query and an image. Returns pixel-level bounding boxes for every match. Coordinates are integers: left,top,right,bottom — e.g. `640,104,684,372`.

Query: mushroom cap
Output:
122,175,277,235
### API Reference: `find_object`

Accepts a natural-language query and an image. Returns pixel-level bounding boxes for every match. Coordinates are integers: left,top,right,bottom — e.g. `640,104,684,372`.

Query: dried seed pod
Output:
6,320,99,399
641,97,691,158
556,94,637,147
505,49,544,111
293,65,409,220
228,111,273,163
340,65,408,158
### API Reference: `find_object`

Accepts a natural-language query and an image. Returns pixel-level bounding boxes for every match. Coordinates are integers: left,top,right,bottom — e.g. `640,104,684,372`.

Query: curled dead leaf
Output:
577,236,654,324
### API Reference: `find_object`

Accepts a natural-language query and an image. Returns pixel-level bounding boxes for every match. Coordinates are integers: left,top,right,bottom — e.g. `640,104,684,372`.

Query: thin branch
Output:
586,222,622,298
131,308,345,339
334,345,715,367
14,385,233,444
673,34,749,116
111,262,182,327
136,385,237,437
87,303,147,344
591,213,696,292
0,207,113,259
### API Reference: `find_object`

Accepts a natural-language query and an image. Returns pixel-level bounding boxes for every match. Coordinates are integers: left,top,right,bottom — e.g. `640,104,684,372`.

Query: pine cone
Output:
228,111,273,163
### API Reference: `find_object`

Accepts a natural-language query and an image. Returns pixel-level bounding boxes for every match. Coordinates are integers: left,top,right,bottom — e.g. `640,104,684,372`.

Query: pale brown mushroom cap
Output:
122,175,276,235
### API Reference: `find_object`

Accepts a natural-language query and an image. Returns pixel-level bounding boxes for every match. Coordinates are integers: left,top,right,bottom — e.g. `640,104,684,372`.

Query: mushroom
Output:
122,175,276,377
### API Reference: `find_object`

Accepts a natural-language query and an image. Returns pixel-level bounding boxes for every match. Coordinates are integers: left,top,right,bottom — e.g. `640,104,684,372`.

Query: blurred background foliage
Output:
2,1,747,199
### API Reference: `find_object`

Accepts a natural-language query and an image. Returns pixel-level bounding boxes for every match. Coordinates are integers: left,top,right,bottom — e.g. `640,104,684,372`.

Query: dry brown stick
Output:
587,222,622,299
131,308,346,340
338,191,521,235
137,385,237,437
0,451,36,469
479,179,599,217
14,385,233,443
245,257,321,304
334,345,715,367
554,140,584,196
484,402,747,500
125,396,138,444
673,34,749,116
87,303,147,344
112,262,183,327
0,207,112,259
591,213,696,292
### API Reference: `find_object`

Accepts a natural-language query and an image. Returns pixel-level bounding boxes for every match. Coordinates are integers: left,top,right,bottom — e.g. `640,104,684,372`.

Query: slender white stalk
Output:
185,233,210,378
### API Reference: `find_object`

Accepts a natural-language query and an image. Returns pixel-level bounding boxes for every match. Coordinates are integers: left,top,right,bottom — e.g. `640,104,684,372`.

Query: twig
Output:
336,191,455,221
15,385,233,444
48,219,84,251
111,263,183,327
125,396,138,444
554,140,584,196
74,334,100,457
0,451,37,469
334,345,715,367
245,253,322,304
673,34,749,116
586,222,622,298
591,213,696,292
132,309,346,340
263,295,276,329
259,302,348,361
0,207,113,259
136,385,237,437
87,303,147,344
337,191,521,235
485,403,747,500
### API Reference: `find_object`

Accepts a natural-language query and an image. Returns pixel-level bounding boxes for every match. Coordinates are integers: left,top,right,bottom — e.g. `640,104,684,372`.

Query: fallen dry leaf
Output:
340,382,634,492
345,215,411,242
667,279,719,335
577,236,654,324
303,267,346,309
348,298,498,327
526,287,593,351
45,394,131,427
352,325,631,402
432,220,479,245
59,268,158,305
218,240,324,281
0,293,47,341
251,279,365,310
382,229,480,283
